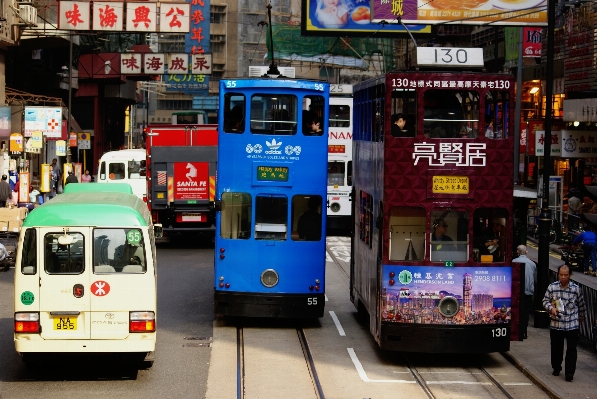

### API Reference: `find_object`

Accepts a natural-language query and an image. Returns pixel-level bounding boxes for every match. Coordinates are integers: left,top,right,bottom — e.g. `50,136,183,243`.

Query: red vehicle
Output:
145,124,217,236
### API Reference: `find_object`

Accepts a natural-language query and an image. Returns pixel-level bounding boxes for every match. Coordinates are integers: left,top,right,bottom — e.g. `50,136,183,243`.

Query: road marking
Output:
503,382,533,386
329,311,345,336
325,294,328,301
347,348,415,383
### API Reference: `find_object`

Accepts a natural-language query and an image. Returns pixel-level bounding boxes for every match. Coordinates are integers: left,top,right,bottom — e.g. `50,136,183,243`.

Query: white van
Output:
97,149,146,201
14,184,161,368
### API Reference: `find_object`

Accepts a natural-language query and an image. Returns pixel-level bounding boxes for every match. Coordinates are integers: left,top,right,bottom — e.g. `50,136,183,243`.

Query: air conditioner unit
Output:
19,5,37,24
248,66,295,78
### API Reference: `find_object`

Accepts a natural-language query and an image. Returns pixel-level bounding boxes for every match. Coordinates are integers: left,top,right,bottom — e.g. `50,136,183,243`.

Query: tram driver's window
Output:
473,208,508,262
255,195,288,240
430,209,469,262
423,90,480,139
328,161,345,186
303,95,325,136
291,195,322,241
20,228,37,275
250,95,297,135
388,206,425,261
220,193,252,239
484,90,510,139
390,88,417,138
223,94,245,133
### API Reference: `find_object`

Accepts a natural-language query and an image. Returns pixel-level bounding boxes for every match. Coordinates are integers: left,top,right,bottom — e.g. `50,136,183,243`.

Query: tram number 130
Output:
492,327,507,338
307,297,318,305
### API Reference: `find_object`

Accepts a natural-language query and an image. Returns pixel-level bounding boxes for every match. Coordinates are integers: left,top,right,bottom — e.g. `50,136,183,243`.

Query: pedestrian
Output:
0,174,11,207
513,245,536,339
542,264,586,382
572,226,597,276
81,169,92,183
65,170,78,185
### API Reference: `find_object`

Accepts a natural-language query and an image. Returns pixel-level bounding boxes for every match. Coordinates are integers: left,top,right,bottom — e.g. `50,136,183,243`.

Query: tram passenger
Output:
477,218,506,261
431,219,454,251
391,113,408,137
306,116,323,136
298,196,322,241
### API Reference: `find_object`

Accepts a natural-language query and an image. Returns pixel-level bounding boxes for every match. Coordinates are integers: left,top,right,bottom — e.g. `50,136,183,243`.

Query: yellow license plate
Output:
53,316,77,330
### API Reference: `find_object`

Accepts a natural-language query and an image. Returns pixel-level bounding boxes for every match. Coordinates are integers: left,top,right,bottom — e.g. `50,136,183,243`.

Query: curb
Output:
501,350,563,399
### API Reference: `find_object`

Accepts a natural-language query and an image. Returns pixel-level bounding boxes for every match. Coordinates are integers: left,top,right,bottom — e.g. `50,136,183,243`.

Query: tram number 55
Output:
492,327,507,338
307,297,318,305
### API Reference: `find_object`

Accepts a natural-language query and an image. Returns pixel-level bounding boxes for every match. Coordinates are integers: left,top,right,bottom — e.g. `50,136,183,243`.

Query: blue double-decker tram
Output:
214,78,329,318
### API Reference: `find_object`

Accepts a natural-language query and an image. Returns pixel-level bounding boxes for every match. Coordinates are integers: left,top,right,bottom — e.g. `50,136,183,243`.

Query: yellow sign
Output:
41,164,51,193
432,176,469,194
10,133,23,153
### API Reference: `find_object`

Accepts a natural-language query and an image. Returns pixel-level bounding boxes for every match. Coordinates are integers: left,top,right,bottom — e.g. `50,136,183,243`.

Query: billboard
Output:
302,0,431,37
372,0,547,26
24,107,62,138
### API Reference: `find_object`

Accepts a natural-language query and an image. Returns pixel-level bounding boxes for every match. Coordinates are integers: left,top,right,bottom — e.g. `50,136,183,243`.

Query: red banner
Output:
523,28,542,57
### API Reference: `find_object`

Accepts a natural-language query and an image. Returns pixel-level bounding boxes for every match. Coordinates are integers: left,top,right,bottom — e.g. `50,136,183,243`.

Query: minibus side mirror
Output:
154,223,163,238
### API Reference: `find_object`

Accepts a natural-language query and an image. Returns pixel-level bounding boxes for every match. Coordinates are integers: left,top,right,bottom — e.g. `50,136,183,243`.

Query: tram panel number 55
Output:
308,297,318,305
492,327,508,338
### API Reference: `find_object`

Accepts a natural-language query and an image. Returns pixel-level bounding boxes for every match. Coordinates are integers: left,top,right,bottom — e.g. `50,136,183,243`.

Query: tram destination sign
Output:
256,166,289,182
416,48,484,68
432,175,469,194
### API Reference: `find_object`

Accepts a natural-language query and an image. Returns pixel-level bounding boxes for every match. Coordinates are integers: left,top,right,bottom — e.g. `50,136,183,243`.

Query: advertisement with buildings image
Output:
381,265,512,325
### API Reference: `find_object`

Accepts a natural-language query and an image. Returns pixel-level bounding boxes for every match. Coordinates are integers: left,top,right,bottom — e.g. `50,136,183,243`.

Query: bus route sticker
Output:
126,230,141,245
91,281,110,296
21,291,34,305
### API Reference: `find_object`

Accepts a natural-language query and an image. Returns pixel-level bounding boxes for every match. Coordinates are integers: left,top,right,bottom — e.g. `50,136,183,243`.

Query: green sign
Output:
126,230,142,246
21,291,34,305
398,270,413,285
444,261,455,267
257,166,289,182
187,200,197,204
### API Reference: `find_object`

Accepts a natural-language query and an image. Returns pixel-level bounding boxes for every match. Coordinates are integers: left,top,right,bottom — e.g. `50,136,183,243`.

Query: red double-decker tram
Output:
351,48,519,353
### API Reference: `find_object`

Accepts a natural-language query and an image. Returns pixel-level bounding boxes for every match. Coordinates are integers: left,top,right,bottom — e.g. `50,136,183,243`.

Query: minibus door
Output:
38,228,91,340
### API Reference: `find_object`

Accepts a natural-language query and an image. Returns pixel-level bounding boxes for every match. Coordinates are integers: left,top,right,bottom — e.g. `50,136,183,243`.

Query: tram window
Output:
291,195,322,241
388,206,425,261
303,95,326,136
423,90,480,139
223,94,245,133
473,208,508,262
220,193,252,239
255,195,288,240
20,228,37,275
44,233,85,274
328,161,345,186
391,89,417,137
485,91,510,139
94,229,147,273
347,161,352,186
250,95,297,135
430,209,469,263
329,105,350,127
360,191,374,248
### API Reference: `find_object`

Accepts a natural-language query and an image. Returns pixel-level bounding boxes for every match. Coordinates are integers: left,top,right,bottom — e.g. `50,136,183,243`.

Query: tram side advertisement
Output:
382,265,512,326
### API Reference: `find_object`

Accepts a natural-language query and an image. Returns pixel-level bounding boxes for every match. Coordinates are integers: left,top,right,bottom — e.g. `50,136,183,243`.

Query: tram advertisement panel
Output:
381,265,512,325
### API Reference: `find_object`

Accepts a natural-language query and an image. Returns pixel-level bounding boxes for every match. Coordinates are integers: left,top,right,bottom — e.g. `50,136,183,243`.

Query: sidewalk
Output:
504,316,597,399
505,237,597,399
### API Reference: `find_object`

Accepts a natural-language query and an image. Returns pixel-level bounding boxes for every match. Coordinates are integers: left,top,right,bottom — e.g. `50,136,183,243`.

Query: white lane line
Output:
325,294,328,301
347,348,415,384
329,311,346,336
503,383,533,386
426,381,492,385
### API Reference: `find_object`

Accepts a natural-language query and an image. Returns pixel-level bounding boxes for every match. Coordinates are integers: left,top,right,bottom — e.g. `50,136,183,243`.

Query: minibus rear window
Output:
21,228,37,275
44,233,85,274
93,228,147,273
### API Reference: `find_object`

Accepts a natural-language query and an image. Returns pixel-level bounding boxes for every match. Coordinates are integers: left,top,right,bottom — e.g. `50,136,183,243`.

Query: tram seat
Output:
95,265,116,273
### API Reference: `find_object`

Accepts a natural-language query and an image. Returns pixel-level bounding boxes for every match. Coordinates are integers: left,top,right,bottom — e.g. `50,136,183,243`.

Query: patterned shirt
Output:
542,280,586,331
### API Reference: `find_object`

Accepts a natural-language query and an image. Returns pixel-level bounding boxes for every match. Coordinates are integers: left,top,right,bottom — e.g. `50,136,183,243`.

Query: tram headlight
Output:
438,296,460,318
261,269,279,288
330,202,341,213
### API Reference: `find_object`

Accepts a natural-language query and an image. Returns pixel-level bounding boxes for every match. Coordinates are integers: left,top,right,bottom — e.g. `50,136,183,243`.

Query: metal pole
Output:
67,35,73,164
514,27,523,185
535,0,556,329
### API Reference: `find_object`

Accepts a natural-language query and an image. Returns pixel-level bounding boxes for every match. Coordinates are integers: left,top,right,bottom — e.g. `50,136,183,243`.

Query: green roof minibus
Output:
14,184,162,368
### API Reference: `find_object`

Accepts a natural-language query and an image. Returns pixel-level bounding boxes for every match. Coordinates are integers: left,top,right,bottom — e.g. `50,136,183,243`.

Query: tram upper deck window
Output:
329,104,350,127
255,195,288,240
388,206,425,262
291,195,322,241
250,95,297,135
328,161,345,186
430,209,469,263
220,193,252,239
473,208,508,262
423,90,480,139
391,89,417,137
223,94,245,133
303,95,326,136
484,91,510,139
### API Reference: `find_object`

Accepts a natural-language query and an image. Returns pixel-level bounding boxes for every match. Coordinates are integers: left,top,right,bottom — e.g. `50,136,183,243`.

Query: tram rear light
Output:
14,312,40,333
220,254,225,259
389,271,395,278
225,283,230,288
219,283,224,288
315,285,320,291
309,286,314,291
220,248,225,253
129,311,156,333
389,279,395,286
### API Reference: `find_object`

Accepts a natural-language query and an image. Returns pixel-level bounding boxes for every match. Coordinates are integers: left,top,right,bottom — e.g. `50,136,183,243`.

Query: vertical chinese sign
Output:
166,0,211,95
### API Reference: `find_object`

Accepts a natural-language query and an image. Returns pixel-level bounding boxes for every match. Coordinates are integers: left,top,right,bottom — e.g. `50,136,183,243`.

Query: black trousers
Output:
550,328,579,376
520,295,533,337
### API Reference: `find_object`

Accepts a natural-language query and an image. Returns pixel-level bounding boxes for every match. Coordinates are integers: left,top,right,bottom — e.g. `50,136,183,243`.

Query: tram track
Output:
236,325,325,399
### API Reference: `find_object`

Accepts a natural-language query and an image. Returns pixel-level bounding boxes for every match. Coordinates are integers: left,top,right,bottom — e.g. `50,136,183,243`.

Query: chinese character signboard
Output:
24,107,62,138
560,130,597,158
535,130,562,157
381,265,512,325
10,133,23,154
523,27,542,57
93,2,124,31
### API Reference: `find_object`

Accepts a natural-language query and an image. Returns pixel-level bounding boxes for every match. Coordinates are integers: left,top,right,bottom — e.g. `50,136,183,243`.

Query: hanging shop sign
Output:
56,140,66,156
24,107,62,138
41,164,51,193
9,133,23,154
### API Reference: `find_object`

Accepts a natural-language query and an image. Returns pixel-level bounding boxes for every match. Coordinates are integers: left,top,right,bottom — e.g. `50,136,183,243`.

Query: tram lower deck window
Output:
430,209,469,262
255,195,288,240
220,193,252,239
389,206,425,261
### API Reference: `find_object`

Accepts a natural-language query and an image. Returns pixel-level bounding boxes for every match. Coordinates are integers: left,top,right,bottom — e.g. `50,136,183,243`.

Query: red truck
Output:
145,124,217,238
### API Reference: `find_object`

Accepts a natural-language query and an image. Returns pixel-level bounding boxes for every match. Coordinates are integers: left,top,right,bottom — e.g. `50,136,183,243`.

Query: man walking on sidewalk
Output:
513,245,536,339
542,264,586,382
